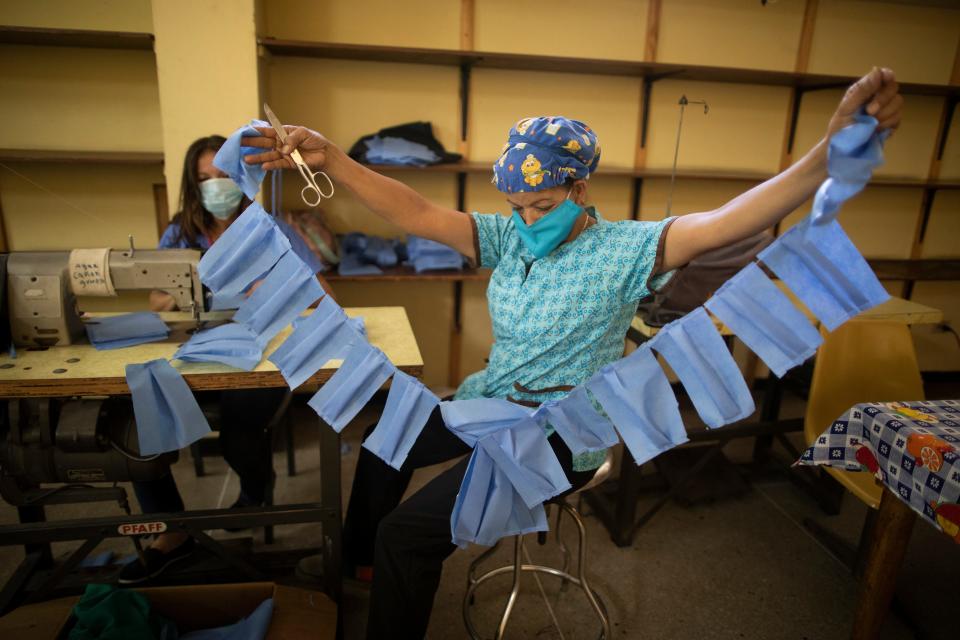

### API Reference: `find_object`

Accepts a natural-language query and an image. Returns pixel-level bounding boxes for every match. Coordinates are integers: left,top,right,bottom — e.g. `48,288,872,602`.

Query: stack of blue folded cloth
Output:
363,137,440,167
406,236,464,273
337,233,463,276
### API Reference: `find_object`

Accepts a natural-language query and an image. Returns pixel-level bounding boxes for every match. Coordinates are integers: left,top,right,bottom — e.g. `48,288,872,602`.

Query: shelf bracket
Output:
459,62,473,143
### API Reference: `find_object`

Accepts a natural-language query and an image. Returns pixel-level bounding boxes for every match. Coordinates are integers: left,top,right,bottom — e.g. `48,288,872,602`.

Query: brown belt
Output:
507,381,576,408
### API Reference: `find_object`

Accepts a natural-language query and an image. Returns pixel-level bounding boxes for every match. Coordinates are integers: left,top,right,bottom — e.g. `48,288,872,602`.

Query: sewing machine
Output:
4,249,204,347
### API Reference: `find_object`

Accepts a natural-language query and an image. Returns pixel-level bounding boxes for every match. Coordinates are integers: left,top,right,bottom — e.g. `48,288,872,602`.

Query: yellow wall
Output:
0,0,153,32
0,45,162,152
807,0,960,85
658,0,805,71
151,0,260,216
475,0,648,60
0,163,163,251
260,0,459,49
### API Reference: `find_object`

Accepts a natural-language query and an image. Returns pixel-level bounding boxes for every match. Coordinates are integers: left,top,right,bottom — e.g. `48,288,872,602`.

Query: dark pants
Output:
343,408,596,640
133,388,286,514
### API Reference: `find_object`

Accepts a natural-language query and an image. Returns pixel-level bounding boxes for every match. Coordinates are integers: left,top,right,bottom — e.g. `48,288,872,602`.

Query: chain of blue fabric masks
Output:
165,111,889,548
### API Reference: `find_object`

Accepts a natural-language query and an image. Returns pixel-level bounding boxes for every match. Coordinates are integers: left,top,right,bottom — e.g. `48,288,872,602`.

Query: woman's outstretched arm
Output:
660,67,903,272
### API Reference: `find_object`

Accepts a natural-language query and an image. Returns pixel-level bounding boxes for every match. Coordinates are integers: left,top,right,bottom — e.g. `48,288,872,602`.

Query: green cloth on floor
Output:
69,583,177,640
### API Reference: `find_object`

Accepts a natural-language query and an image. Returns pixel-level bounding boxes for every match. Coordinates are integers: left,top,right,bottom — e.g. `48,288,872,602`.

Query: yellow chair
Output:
804,320,925,510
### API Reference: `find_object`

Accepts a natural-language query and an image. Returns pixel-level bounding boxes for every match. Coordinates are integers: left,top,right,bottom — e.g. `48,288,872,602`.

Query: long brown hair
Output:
171,135,227,247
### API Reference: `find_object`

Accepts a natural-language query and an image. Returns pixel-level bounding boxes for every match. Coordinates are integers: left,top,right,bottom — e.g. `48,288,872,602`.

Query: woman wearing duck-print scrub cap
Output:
243,67,903,639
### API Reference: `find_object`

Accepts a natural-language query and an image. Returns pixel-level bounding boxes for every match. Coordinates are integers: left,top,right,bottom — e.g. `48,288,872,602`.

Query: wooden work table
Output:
0,306,423,398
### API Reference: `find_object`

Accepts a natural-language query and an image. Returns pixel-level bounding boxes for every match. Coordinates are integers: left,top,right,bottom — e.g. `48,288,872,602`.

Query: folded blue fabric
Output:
650,307,755,429
477,417,570,509
350,316,366,337
173,323,263,371
180,597,274,640
268,296,362,390
234,251,324,346
198,203,291,298
365,136,440,167
451,446,548,548
585,346,688,465
446,412,569,548
704,262,822,377
406,235,463,273
533,387,619,456
85,312,169,350
362,236,399,267
362,370,440,470
439,398,533,447
213,119,269,200
208,289,248,311
126,359,210,455
307,341,394,432
758,218,889,331
811,111,886,227
338,253,384,276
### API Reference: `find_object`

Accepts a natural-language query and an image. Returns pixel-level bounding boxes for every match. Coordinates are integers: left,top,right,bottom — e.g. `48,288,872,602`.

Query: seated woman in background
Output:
119,135,333,585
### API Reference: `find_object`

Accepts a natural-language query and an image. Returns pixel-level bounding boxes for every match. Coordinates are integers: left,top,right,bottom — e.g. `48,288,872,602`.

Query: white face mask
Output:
199,178,243,219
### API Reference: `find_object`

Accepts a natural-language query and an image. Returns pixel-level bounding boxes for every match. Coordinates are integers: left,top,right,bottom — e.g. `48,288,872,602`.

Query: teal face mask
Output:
199,178,243,219
511,193,583,259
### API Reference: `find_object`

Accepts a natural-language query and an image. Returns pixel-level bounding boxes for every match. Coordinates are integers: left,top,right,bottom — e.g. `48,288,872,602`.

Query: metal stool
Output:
463,451,614,639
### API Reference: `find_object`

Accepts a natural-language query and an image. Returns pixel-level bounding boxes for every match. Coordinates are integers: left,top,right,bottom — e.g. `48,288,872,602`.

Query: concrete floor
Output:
1,384,958,639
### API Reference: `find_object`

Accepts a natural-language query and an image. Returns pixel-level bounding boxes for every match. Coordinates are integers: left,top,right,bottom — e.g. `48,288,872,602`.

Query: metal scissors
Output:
263,103,335,207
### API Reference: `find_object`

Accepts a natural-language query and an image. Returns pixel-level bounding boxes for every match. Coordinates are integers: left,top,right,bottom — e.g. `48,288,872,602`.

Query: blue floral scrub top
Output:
455,208,676,471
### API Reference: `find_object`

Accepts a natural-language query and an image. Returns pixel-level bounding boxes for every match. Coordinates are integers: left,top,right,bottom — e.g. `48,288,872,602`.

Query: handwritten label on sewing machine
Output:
68,248,116,297
118,521,168,536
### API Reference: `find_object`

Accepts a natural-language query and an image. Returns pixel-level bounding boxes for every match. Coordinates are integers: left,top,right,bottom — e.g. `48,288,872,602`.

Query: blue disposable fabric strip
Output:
450,446,549,548
197,202,291,298
443,402,567,547
173,323,263,371
362,370,440,470
209,290,248,311
585,346,688,465
705,262,822,377
233,251,325,346
439,398,533,447
126,359,211,455
268,296,362,390
650,307,755,429
533,387,619,456
307,341,394,432
758,218,889,331
85,312,169,350
477,417,571,508
213,119,270,200
810,111,886,227
180,597,274,640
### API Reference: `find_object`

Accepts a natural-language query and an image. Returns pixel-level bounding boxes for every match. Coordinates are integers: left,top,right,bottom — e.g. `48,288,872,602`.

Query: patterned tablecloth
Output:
797,400,960,543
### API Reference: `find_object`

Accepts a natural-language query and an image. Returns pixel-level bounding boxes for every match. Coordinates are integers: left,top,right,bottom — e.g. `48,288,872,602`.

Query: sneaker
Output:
116,539,195,585
295,554,373,585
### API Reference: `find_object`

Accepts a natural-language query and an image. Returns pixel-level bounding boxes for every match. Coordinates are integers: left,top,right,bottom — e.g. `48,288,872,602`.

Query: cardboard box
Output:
0,582,336,639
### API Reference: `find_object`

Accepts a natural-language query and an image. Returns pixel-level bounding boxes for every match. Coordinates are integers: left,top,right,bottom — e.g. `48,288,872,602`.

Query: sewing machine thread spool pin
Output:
667,95,710,217
127,235,136,258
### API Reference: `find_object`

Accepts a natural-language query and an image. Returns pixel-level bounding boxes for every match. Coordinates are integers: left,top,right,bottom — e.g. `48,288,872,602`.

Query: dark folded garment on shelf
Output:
348,121,461,167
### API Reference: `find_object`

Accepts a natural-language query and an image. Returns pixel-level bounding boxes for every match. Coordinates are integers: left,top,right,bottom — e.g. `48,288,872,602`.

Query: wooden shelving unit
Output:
0,25,154,51
0,148,164,165
259,38,959,98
